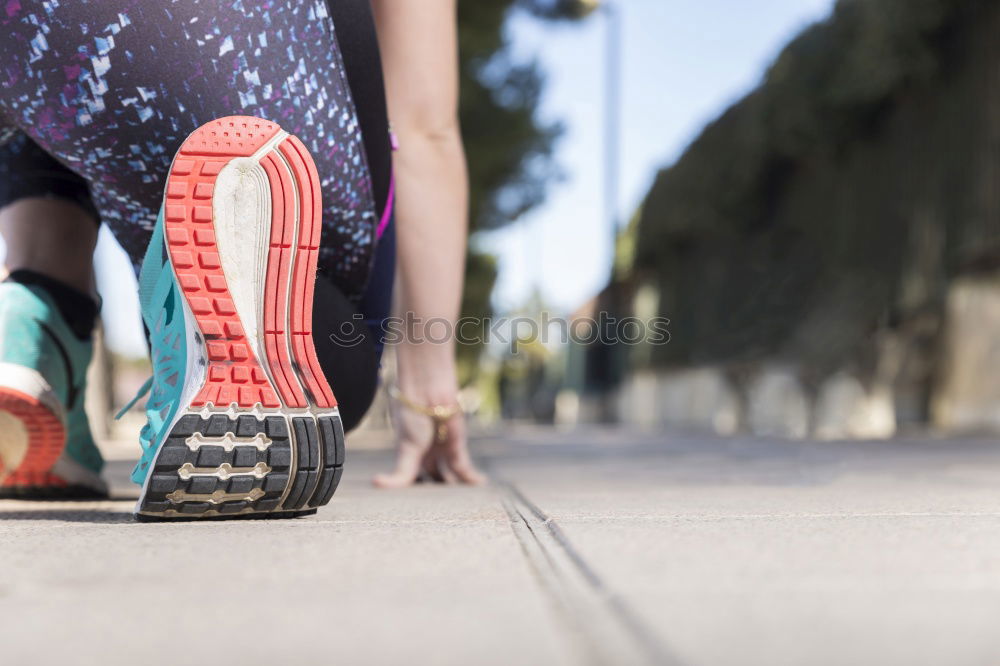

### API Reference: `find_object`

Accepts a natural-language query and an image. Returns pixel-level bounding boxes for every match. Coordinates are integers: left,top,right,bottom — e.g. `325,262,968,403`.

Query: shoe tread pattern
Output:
138,413,344,519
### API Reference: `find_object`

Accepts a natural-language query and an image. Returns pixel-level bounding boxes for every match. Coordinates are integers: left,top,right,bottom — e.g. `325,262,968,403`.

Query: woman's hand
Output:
373,351,486,488
372,395,486,488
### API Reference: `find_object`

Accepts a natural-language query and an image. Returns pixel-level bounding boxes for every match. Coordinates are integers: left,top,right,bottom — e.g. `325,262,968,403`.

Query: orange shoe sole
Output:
0,386,67,490
137,116,344,520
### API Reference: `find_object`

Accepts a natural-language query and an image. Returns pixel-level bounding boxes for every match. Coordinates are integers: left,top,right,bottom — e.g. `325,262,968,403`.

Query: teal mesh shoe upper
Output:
0,281,102,475
130,211,190,485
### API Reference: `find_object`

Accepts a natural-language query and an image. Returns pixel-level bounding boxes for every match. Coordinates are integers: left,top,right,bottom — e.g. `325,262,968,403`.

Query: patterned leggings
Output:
0,0,395,429
0,0,392,302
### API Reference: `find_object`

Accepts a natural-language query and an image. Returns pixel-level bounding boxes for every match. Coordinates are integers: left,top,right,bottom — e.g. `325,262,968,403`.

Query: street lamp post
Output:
578,0,623,277
602,0,622,279
578,0,625,420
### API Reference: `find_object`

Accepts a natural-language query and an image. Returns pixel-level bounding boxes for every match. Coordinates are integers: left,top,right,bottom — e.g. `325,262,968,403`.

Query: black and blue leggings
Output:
0,0,395,430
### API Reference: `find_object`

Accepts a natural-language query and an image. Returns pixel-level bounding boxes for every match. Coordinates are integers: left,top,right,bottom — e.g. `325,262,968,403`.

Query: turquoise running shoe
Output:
130,116,345,521
0,281,107,498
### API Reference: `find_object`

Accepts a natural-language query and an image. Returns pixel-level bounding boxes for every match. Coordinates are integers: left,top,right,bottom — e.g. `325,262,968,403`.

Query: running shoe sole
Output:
136,117,345,520
0,363,67,493
0,363,105,499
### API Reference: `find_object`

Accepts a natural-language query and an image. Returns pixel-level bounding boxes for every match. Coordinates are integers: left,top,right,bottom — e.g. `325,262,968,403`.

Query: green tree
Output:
456,0,587,379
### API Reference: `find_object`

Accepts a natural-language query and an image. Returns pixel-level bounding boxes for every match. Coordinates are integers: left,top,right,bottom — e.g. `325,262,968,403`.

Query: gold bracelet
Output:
386,383,461,442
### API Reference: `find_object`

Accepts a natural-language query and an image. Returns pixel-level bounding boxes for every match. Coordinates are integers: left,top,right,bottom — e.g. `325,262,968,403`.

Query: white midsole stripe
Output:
252,129,289,162
50,454,108,493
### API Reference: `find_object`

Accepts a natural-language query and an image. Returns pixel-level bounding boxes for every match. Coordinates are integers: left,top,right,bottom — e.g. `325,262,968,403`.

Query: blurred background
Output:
25,0,1000,444
8,2,1000,662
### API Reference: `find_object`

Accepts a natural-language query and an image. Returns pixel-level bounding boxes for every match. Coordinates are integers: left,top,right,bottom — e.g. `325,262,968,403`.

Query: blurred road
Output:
3,427,1000,665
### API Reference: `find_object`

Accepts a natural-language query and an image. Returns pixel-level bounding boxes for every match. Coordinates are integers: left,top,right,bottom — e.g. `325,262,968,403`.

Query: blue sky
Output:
74,0,839,356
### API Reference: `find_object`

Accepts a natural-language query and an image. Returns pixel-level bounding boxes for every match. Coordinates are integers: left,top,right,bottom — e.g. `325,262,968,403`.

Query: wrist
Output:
394,341,459,401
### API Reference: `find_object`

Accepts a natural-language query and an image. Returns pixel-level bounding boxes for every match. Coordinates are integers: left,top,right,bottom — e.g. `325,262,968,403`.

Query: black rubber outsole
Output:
135,508,319,523
136,411,344,520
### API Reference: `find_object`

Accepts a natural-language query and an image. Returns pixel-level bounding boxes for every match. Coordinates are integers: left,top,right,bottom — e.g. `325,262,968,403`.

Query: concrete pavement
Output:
3,427,1000,665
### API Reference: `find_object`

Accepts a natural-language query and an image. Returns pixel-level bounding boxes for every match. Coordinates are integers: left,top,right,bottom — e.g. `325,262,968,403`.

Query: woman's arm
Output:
371,0,485,487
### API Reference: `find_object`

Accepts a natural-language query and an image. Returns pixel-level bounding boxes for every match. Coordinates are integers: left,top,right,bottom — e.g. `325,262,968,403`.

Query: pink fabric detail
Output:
376,173,395,240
